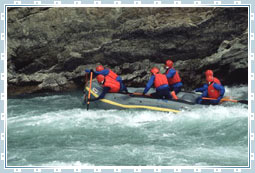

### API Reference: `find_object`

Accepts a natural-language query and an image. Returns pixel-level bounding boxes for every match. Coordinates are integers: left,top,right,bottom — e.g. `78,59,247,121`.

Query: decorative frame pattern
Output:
0,0,254,173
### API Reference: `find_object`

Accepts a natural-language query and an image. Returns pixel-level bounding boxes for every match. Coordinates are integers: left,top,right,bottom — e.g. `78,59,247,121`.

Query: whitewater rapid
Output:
7,85,248,166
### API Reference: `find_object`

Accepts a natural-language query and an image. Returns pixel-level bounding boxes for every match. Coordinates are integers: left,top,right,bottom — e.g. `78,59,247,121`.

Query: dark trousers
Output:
169,86,182,94
120,83,128,93
151,87,172,99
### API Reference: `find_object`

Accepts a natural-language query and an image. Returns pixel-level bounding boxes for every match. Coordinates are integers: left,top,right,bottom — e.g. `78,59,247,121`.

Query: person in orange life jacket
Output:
85,65,128,93
143,67,172,99
88,75,126,102
195,69,221,93
196,76,225,105
165,60,183,94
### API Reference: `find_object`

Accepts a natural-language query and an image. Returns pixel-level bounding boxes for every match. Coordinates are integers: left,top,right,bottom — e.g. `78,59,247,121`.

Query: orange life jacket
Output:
103,76,120,93
214,77,221,85
154,73,168,88
166,68,181,85
107,69,118,80
207,83,220,99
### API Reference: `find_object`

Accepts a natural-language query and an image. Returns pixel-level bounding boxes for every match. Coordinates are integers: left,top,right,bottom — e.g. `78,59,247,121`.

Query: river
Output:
7,85,248,166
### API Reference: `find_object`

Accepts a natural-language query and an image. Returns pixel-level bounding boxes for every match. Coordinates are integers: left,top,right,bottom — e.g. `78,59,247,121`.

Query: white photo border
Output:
0,0,254,173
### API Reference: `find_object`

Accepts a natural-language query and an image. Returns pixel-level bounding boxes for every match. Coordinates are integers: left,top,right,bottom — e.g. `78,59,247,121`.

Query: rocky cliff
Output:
7,7,248,96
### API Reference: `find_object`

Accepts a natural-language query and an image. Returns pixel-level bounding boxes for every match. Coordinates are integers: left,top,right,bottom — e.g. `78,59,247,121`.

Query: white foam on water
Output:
180,105,247,120
7,85,248,128
8,108,173,128
7,85,248,166
26,94,69,101
224,85,248,99
7,101,248,132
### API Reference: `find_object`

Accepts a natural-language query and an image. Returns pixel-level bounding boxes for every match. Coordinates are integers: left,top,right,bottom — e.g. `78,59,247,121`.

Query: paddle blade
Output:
87,103,89,110
238,100,248,104
83,94,87,105
221,98,248,104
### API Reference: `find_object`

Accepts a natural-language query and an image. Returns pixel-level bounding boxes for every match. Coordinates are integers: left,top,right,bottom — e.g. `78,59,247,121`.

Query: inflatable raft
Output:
83,81,204,113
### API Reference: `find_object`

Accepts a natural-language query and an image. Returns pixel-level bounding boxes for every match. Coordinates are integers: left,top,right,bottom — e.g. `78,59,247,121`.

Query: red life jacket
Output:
103,76,120,93
154,73,168,88
107,69,118,80
214,77,221,85
207,83,220,99
166,68,181,85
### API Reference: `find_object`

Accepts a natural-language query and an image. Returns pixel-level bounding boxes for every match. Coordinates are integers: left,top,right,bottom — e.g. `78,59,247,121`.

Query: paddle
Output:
130,92,152,97
132,92,150,96
83,72,89,103
131,92,178,99
202,97,248,104
87,72,93,110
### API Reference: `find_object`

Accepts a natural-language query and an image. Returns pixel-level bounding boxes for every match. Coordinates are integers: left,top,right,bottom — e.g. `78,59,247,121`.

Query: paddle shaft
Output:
202,97,247,104
132,92,151,97
132,92,178,99
87,72,93,110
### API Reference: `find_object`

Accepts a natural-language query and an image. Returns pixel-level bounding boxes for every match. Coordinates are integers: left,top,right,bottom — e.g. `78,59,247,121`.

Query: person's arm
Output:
202,89,208,97
214,83,225,98
116,76,122,82
84,69,97,78
85,69,91,73
94,69,109,76
195,84,208,92
196,90,208,104
143,75,155,94
166,68,176,79
89,87,110,101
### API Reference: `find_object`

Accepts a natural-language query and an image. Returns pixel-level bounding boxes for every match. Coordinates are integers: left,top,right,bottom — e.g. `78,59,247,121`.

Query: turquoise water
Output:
7,86,248,166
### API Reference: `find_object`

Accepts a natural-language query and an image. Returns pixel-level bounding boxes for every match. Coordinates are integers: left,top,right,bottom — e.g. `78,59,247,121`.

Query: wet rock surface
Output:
7,7,248,96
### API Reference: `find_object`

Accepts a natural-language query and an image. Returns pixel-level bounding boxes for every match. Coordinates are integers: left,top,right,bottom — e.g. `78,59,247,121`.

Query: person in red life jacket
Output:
195,69,221,93
143,67,172,99
85,65,128,93
88,75,127,102
196,75,225,105
165,60,183,94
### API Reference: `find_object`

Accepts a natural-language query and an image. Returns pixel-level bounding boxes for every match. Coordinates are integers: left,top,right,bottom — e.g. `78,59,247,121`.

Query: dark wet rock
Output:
7,7,248,96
